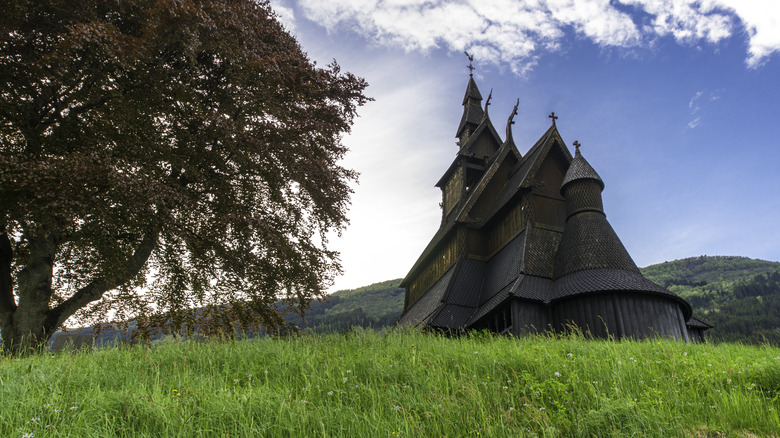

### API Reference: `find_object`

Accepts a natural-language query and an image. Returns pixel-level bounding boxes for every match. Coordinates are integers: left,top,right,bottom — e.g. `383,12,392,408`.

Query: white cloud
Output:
546,0,640,47
293,0,780,74
624,0,733,44
710,0,780,67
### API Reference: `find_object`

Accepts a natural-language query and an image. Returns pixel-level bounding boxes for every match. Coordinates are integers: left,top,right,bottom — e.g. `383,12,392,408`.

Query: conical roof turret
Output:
554,144,640,278
561,144,604,192
560,144,605,220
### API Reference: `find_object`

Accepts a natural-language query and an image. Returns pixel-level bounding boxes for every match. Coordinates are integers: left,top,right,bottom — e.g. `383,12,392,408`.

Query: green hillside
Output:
296,256,780,344
283,279,404,332
642,256,780,344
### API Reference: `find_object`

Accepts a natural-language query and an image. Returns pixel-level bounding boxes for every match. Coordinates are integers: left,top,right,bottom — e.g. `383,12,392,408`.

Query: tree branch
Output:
51,228,158,327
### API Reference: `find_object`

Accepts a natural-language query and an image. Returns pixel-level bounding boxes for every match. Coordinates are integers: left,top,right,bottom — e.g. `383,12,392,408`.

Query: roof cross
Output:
548,111,558,126
464,51,475,76
573,140,581,153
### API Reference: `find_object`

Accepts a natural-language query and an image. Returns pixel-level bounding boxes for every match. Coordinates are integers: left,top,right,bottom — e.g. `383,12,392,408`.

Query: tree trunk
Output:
0,228,157,356
0,231,59,355
0,315,58,356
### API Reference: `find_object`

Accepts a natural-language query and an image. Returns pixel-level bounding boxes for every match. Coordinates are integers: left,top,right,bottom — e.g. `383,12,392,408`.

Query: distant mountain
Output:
294,256,780,344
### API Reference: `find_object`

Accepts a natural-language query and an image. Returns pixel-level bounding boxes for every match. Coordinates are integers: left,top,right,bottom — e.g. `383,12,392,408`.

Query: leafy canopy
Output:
0,0,369,351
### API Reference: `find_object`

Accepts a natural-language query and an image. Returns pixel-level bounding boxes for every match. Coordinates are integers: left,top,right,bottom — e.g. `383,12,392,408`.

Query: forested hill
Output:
282,279,404,333
641,256,780,343
294,256,780,344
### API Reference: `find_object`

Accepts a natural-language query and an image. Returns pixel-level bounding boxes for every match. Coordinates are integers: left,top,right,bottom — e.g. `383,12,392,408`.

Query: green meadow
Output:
1,330,778,437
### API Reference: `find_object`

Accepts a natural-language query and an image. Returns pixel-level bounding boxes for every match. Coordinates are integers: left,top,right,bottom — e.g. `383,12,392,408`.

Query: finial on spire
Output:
506,98,519,141
573,140,581,153
464,51,475,76
548,111,558,126
484,88,492,115
509,98,519,125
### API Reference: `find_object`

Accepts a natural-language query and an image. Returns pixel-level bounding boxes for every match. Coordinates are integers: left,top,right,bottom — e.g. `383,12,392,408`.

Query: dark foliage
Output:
0,0,369,354
705,271,780,344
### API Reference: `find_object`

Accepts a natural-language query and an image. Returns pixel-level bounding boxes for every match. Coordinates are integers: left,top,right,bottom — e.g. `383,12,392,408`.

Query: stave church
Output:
396,68,711,342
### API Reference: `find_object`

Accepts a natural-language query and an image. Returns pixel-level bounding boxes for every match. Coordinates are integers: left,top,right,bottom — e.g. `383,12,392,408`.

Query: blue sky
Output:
268,0,780,292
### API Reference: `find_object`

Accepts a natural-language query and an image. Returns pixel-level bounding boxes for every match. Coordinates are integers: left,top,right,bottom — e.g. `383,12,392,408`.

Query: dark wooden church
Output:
397,73,712,342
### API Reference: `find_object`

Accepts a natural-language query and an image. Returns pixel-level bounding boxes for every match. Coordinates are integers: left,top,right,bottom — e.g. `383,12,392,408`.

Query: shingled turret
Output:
554,144,638,277
551,144,693,339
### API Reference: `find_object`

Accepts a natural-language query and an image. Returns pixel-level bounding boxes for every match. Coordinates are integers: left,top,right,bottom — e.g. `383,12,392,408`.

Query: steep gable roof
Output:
458,110,505,157
475,125,572,227
454,137,519,223
435,112,503,188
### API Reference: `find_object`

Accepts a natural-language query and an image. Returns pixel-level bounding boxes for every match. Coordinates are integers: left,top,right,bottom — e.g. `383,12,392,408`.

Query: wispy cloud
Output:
687,88,724,129
289,0,780,74
689,90,704,112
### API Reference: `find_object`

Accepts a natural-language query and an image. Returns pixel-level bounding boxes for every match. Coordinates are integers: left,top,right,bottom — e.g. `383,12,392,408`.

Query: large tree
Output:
0,0,369,354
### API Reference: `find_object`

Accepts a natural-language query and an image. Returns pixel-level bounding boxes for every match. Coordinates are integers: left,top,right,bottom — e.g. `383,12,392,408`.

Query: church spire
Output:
456,54,484,144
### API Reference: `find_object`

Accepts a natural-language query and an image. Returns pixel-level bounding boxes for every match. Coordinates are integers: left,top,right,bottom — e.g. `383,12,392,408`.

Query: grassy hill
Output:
295,256,780,344
3,330,779,437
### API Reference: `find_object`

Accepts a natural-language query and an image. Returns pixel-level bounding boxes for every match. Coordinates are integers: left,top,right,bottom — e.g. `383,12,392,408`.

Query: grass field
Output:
1,329,779,437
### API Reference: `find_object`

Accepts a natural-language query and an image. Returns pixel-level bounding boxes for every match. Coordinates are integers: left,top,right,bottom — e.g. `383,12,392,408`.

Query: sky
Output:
267,0,780,293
